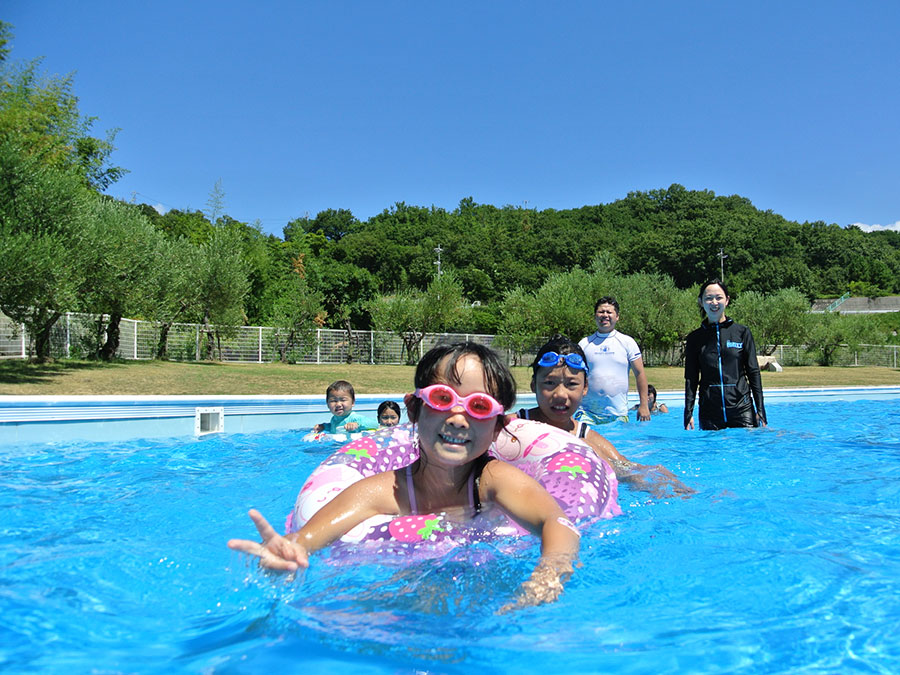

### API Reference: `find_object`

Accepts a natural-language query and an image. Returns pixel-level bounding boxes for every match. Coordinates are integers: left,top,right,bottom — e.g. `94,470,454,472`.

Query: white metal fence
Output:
764,344,900,368
0,312,503,364
640,343,900,368
3,311,900,368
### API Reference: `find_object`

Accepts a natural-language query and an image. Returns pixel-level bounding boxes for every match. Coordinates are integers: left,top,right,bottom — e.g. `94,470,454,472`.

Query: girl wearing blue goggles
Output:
534,351,589,373
522,336,696,499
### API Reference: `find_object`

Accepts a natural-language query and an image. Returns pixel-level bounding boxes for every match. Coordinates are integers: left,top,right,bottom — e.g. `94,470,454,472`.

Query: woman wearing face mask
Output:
684,279,767,431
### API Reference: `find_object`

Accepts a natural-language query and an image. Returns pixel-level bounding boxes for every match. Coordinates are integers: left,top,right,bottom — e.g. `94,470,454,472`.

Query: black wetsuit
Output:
684,317,767,430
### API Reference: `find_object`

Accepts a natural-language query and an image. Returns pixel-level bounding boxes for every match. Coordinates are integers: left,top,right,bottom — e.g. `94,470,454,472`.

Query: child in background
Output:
377,400,402,427
632,385,669,414
519,335,693,498
647,384,668,414
312,380,378,434
229,342,581,611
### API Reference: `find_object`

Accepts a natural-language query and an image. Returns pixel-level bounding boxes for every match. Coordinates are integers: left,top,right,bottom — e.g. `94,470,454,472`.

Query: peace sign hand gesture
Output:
227,509,310,571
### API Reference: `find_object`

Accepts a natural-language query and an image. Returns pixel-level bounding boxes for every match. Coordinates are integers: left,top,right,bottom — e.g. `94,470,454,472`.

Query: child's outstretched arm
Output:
480,462,580,612
227,471,400,569
585,429,695,498
342,413,379,432
612,460,695,498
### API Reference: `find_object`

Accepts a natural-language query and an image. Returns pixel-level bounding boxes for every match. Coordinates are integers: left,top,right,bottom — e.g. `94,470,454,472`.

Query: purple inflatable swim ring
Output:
286,419,620,553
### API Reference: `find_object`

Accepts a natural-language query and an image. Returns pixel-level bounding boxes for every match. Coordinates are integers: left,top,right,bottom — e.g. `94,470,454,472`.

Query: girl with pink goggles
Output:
414,384,505,419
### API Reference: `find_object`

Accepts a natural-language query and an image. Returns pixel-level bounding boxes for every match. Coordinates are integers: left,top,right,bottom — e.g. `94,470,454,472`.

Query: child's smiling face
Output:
416,354,501,468
378,408,400,426
533,364,588,425
326,390,354,418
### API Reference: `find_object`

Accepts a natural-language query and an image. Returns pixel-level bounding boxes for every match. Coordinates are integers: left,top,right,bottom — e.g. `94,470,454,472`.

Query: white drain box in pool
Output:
194,407,224,435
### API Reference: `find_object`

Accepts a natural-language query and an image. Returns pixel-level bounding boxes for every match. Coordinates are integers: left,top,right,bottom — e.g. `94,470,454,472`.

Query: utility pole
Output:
434,245,443,277
718,248,728,281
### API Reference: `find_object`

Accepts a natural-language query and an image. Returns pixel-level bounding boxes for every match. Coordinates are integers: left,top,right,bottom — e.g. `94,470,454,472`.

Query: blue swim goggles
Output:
535,351,589,373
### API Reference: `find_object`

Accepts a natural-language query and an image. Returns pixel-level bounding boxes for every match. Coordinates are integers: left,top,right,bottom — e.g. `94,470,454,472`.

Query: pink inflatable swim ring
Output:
285,419,620,554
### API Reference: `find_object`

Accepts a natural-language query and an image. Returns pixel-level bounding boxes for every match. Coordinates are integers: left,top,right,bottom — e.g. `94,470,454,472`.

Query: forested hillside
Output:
137,188,900,320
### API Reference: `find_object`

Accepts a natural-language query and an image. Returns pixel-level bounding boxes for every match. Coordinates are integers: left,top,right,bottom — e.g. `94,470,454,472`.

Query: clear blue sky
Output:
6,2,900,236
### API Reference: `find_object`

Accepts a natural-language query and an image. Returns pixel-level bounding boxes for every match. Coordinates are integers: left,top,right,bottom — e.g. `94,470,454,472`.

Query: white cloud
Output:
851,221,900,233
153,203,168,215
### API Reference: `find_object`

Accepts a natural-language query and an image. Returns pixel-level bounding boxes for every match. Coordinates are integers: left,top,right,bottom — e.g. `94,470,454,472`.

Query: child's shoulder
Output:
345,467,402,498
481,456,534,485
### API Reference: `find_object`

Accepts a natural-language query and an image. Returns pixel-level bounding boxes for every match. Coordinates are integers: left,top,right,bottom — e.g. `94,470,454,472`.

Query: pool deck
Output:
2,386,899,446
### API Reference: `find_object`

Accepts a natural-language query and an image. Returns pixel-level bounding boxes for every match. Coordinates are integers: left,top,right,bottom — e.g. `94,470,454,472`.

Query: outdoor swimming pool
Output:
2,396,899,673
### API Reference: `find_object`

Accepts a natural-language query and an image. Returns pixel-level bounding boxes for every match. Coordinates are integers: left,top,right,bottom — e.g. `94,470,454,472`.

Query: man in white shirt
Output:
577,296,651,423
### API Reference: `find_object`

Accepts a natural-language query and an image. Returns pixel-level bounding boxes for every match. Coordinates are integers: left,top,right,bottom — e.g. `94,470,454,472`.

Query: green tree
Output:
0,135,91,360
465,303,502,335
848,279,888,299
77,199,165,360
194,225,249,360
224,217,278,325
151,208,214,245
268,261,325,363
204,178,226,225
495,286,544,362
0,51,125,190
529,268,597,339
142,237,203,359
805,312,880,366
608,273,696,358
0,24,129,360
732,257,815,297
0,21,12,63
495,264,697,366
369,269,469,364
729,288,811,355
302,208,358,241
306,257,380,337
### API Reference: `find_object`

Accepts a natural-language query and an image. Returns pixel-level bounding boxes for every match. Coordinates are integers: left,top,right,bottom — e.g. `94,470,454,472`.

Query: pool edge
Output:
2,386,899,446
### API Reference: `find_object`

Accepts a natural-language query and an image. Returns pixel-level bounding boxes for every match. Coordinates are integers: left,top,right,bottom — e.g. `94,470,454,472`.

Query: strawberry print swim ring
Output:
299,431,365,443
285,419,620,553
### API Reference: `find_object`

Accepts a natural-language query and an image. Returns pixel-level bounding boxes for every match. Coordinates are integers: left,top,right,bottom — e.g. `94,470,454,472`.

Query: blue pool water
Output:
2,398,899,673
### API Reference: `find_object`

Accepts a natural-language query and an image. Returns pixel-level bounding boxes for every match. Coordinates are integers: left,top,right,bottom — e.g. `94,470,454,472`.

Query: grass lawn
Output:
2,359,899,396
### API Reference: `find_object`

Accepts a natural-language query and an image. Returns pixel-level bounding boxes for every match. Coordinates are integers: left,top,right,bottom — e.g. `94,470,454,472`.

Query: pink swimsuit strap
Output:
405,464,474,515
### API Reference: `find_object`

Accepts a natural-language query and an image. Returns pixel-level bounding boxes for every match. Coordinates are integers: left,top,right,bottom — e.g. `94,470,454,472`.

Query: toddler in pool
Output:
311,380,378,434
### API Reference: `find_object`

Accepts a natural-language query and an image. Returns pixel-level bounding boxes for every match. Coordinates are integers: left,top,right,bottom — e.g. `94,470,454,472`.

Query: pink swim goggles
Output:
414,384,505,419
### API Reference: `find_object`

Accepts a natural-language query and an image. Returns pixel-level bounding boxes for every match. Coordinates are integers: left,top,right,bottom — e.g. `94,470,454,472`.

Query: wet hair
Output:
530,334,587,376
594,296,620,314
406,342,516,428
697,279,730,317
326,380,355,401
377,400,401,419
647,384,657,403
